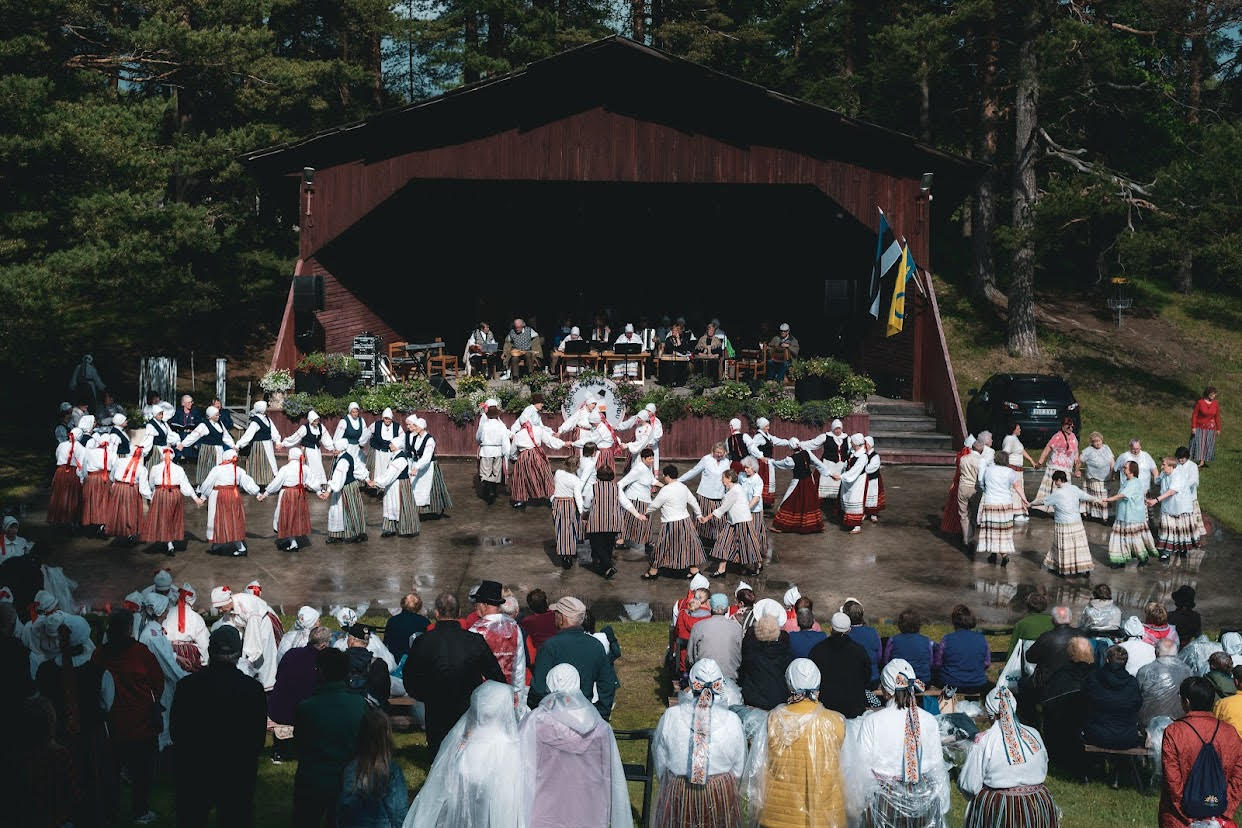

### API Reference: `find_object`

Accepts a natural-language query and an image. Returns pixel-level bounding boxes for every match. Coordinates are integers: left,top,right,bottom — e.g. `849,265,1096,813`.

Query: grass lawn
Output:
936,277,1241,531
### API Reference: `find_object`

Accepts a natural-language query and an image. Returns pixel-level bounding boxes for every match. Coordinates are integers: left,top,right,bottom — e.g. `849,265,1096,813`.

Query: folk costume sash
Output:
688,674,724,785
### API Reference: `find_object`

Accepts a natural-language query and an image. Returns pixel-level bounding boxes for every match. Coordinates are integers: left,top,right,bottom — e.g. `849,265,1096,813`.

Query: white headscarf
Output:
830,419,844,432
756,417,770,429
252,400,267,415
382,407,393,420
782,585,801,609
785,658,822,700
985,685,1042,764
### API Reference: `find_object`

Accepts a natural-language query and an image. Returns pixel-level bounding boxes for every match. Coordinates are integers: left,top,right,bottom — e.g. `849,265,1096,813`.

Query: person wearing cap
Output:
333,401,370,456
475,405,512,505
833,433,870,534
264,445,323,550
325,438,369,544
54,401,74,445
79,425,117,537
235,400,281,488
197,448,265,556
682,441,731,544
770,437,831,534
765,323,800,382
164,582,209,672
367,407,403,481
140,445,202,555
105,434,151,544
958,685,1056,827
742,658,846,826
282,410,333,487
367,439,420,538
210,585,281,691
462,320,500,378
651,657,746,826
508,395,562,508
141,401,176,473
49,425,87,529
407,416,452,517
138,592,188,748
467,579,527,703
643,464,706,581
170,624,269,827
529,596,618,718
675,588,713,676
620,408,654,458
277,605,322,663
0,515,33,563
340,622,391,705
551,324,585,377
1033,417,1080,514
177,403,237,485
688,593,743,681
803,417,850,498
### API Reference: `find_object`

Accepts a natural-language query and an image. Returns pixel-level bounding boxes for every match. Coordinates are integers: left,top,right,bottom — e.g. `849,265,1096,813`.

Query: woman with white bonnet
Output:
138,591,188,748
196,448,265,556
958,685,1058,827
0,515,33,560
368,407,403,480
105,435,152,543
141,445,202,556
327,439,369,543
277,606,321,662
334,401,370,454
282,409,332,486
834,434,870,534
843,658,950,826
803,418,849,503
403,680,526,828
177,403,236,485
142,401,176,472
520,663,630,827
49,420,87,528
407,417,452,518
744,416,789,508
164,582,209,671
771,437,831,534
264,445,322,550
210,585,281,691
742,658,847,826
651,657,747,828
237,399,281,487
369,440,421,538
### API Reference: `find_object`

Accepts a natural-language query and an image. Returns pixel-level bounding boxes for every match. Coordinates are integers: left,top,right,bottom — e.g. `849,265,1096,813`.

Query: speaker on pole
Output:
293,275,324,312
428,375,456,399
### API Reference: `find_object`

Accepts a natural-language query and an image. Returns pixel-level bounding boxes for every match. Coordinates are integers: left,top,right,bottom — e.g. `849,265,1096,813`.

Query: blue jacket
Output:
936,629,990,688
848,625,882,685
337,759,409,828
885,633,933,685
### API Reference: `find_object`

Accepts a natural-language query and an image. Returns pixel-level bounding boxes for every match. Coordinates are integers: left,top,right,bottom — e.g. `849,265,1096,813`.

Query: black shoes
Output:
560,557,574,570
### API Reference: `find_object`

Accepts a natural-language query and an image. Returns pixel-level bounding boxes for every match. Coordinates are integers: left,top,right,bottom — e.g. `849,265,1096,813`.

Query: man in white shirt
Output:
463,321,500,378
612,323,644,378
1114,438,1158,487
476,405,512,504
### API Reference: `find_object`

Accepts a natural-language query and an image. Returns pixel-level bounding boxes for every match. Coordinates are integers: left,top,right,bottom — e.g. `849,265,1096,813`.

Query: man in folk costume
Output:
863,435,886,522
804,419,850,504
79,424,116,536
263,446,323,550
138,591,189,748
210,585,281,692
141,445,202,556
724,418,749,473
744,417,787,509
164,583,209,673
236,400,280,488
142,402,175,473
333,401,369,459
771,437,831,534
49,425,87,528
407,416,451,517
474,401,508,503
105,440,151,544
177,405,236,485
642,464,706,581
582,465,646,579
834,434,869,534
681,442,731,544
703,468,763,577
282,409,332,487
955,431,988,547
941,435,976,537
369,439,420,538
508,393,560,508
326,439,369,544
367,407,402,481
618,447,661,553
196,448,264,557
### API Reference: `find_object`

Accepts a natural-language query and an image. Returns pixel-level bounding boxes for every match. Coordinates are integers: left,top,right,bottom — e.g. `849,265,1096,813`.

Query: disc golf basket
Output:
1106,277,1132,328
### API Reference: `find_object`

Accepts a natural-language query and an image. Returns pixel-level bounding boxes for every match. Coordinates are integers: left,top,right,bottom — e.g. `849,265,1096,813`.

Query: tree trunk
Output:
971,24,1000,301
1188,4,1205,125
918,54,930,142
631,0,645,41
1176,250,1194,294
487,10,505,64
650,0,663,49
464,13,479,83
1008,3,1042,358
370,34,383,109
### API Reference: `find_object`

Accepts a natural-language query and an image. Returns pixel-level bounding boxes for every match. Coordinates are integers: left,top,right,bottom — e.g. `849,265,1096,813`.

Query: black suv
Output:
965,374,1081,447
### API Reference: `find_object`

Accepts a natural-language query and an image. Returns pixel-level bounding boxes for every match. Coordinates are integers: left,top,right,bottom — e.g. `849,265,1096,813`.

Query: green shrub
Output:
456,374,488,395
758,381,787,401
325,353,361,379
307,393,344,417
687,395,713,416
839,373,876,401
686,375,715,394
543,382,571,412
524,370,555,391
282,393,311,418
772,397,801,421
445,397,479,424
744,397,773,420
718,381,752,401
295,352,327,373
708,394,743,419
824,396,854,418
787,357,850,385
799,398,852,425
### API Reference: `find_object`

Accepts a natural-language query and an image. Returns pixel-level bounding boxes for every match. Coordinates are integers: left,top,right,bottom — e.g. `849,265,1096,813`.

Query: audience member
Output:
1215,666,1242,737
294,648,370,827
528,596,617,719
468,581,527,703
1011,590,1053,652
278,606,321,663
269,626,332,762
383,592,428,663
882,608,933,686
519,589,558,653
807,612,871,719
841,598,881,688
1225,632,1242,668
934,603,990,691
781,595,821,634
337,707,409,828
1208,652,1237,700
1026,605,1084,690
731,584,756,630
1143,602,1180,649
1138,638,1194,727
1180,631,1221,677
343,623,392,707
15,697,78,828
1039,636,1095,775
687,593,743,680
1118,615,1157,676
788,606,827,659
1080,583,1122,632
1083,645,1144,750
958,686,1056,828
674,588,712,674
1160,676,1242,828
1167,585,1202,647
739,614,793,710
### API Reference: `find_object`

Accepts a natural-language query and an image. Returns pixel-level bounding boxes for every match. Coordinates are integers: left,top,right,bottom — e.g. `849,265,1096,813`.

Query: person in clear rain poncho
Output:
277,605,320,662
1137,638,1194,726
519,663,630,827
741,658,846,827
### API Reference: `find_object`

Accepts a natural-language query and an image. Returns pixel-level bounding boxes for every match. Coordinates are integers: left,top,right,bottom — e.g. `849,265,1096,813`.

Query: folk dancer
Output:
642,465,706,581
1100,460,1157,567
164,583,208,673
1149,456,1198,560
508,394,559,508
1029,470,1098,577
619,403,663,468
137,592,188,748
613,323,644,379
476,405,511,505
277,605,320,662
370,440,420,538
326,439,368,544
703,468,763,576
558,395,599,441
745,417,787,508
0,515,33,561
282,409,332,486
941,436,975,537
957,686,1057,828
367,407,403,480
804,419,848,505
141,446,202,555
583,466,646,579
177,405,236,485
862,435,885,522
681,443,731,543
463,321,500,378
1000,424,1037,524
408,417,451,517
142,402,175,473
236,400,280,487
98,412,133,459
724,419,748,473
618,447,660,551
573,411,618,473
551,459,586,569
105,442,151,544
739,458,769,564
976,453,1029,567
48,425,88,528
834,435,869,535
263,446,321,550
210,585,282,691
1032,418,1078,514
79,426,115,536
773,437,831,534
197,449,263,556
955,432,988,546
619,409,654,469
1075,431,1115,522
334,401,369,458
1176,446,1206,539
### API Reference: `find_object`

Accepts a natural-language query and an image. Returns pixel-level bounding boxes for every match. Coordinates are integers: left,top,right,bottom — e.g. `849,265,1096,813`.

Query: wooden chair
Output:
427,337,458,378
732,348,763,381
387,341,413,380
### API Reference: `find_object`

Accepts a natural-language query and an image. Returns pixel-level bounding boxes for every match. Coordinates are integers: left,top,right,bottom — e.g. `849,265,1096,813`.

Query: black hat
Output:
344,622,370,640
1171,585,1196,608
209,625,242,656
473,580,504,606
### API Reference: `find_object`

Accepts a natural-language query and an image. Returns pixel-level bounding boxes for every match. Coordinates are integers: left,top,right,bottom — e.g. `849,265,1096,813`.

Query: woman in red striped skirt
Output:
643,465,706,580
583,466,646,579
141,447,202,556
105,447,151,542
771,438,830,534
79,434,114,534
49,432,86,527
264,446,321,550
551,461,585,569
509,416,561,507
703,469,763,576
196,449,264,556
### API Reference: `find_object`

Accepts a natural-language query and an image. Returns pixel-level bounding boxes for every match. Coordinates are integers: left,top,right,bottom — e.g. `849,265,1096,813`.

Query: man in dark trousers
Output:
807,612,872,718
405,591,505,757
294,648,369,827
169,625,268,828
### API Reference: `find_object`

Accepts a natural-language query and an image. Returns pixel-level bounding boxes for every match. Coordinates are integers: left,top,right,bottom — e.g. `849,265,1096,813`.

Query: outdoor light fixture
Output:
303,167,316,189
303,167,316,226
920,172,934,193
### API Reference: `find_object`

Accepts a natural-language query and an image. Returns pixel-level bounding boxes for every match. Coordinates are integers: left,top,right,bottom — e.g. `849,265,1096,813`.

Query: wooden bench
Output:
387,696,418,732
613,728,657,827
1083,744,1150,792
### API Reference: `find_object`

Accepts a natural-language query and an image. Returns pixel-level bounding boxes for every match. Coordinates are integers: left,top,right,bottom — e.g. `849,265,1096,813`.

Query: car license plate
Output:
1031,408,1057,416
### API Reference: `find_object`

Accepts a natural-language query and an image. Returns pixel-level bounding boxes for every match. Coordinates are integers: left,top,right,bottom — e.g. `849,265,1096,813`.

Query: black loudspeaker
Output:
293,275,324,312
294,312,324,353
429,375,456,399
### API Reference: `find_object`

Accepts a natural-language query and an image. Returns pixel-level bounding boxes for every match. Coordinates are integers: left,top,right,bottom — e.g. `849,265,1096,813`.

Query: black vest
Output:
411,434,434,462
370,422,397,450
201,420,225,446
727,433,747,462
147,420,169,446
866,451,880,480
250,415,272,442
111,426,131,456
300,423,322,448
792,450,813,480
342,417,364,445
391,451,411,480
755,434,774,458
827,436,848,464
335,451,357,482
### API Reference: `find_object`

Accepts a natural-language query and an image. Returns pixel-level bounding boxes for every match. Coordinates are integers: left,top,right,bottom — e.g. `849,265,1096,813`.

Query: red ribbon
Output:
162,448,174,486
177,588,190,632
247,584,261,597
121,447,143,483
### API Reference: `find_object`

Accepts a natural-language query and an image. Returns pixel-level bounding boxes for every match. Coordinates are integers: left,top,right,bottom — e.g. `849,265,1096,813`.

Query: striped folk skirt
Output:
818,462,843,499
140,486,185,543
48,464,83,525
695,494,723,541
712,519,764,568
244,440,275,487
330,481,367,539
622,499,652,546
1031,468,1064,513
1156,511,1200,555
420,464,453,516
383,482,420,536
277,486,312,538
105,480,144,538
171,641,203,674
653,773,742,828
976,503,1016,556
864,475,886,515
776,476,825,533
1108,520,1156,564
146,447,166,473
758,458,777,506
1190,427,1218,463
511,449,553,502
552,497,582,558
1080,478,1109,520
861,776,948,828
653,516,706,570
81,470,112,525
963,784,1059,828
213,485,247,545
595,450,616,474
1192,499,1206,539
1044,520,1093,575
195,444,222,485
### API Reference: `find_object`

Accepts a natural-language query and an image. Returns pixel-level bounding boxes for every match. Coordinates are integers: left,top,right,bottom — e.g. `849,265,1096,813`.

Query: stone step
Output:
868,414,939,432
870,430,954,451
879,448,959,466
866,396,928,417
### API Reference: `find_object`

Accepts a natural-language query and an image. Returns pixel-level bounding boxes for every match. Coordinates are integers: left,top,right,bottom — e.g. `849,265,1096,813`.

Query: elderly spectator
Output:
842,599,882,688
1011,590,1054,653
519,589,558,653
1040,636,1095,774
502,318,542,378
1119,616,1157,676
1216,667,1242,736
675,588,712,674
882,608,934,686
934,603,990,691
1143,602,1181,649
1080,584,1122,633
688,593,744,681
1084,645,1144,750
528,596,618,719
269,626,332,762
1025,605,1084,690
1181,632,1222,676
383,592,428,664
342,624,390,708
278,606,321,663
742,659,846,826
1168,585,1202,647
337,707,408,828
652,658,747,827
788,606,827,659
1224,632,1242,668
295,648,371,827
170,626,268,828
781,595,821,634
959,686,1056,827
405,592,505,756
1160,676,1242,828
468,580,527,703
1208,652,1238,700
808,612,871,719
740,614,793,711
1139,638,1195,727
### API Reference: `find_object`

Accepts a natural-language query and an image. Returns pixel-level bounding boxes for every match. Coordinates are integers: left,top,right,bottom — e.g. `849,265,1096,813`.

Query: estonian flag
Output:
886,244,916,337
868,210,902,318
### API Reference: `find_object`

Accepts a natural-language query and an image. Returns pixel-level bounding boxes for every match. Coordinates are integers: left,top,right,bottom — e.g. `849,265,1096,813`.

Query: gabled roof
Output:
241,36,983,186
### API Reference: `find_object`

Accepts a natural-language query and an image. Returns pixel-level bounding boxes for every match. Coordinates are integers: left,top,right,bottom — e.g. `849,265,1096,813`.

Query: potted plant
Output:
260,368,295,410
788,357,851,403
295,352,327,393
324,353,361,397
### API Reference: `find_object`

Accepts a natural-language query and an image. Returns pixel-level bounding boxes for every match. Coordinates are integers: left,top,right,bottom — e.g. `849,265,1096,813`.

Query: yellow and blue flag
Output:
886,244,916,337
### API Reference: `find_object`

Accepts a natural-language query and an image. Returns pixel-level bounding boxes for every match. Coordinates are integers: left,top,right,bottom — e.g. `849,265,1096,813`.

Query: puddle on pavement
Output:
450,534,515,548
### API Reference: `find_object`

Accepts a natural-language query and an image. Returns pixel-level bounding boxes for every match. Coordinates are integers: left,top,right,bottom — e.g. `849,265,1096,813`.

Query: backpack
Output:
346,646,373,694
1181,720,1228,819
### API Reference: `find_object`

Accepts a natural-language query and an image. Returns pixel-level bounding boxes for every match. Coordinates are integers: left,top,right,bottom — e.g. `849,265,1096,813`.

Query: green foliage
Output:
787,357,850,385
543,382,571,413
800,396,852,425
523,370,555,392
260,369,294,393
686,375,716,394
455,374,488,395
839,373,876,401
615,382,643,411
771,397,801,421
717,381,752,401
444,396,479,424
325,354,361,379
686,395,713,416
296,353,327,373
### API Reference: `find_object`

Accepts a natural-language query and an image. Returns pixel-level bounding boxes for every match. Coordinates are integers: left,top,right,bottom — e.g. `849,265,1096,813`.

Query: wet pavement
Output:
20,463,1241,628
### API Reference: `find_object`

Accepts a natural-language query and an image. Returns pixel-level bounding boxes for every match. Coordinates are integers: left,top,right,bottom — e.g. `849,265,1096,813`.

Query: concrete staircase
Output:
866,396,958,465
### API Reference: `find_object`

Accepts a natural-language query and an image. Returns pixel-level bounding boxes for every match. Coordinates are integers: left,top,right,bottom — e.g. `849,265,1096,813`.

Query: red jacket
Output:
1160,711,1242,828
92,640,165,742
1192,399,1221,431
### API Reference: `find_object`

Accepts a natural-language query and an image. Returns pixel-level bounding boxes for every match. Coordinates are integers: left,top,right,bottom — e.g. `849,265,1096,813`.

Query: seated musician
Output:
693,320,725,380
766,322,800,382
553,326,588,377
463,321,500,378
612,324,644,379
661,322,692,387
503,318,542,379
588,313,612,350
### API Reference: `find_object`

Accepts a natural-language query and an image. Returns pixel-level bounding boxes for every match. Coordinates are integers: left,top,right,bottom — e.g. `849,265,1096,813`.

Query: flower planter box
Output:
295,371,324,394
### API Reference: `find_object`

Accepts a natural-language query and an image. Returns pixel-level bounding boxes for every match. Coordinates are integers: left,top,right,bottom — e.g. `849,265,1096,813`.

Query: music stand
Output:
614,342,642,382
